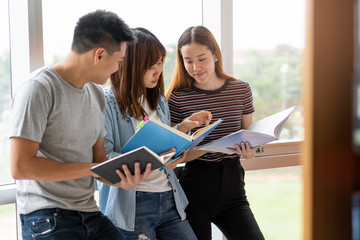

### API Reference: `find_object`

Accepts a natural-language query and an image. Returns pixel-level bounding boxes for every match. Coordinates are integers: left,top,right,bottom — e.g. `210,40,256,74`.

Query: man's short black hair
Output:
71,10,135,55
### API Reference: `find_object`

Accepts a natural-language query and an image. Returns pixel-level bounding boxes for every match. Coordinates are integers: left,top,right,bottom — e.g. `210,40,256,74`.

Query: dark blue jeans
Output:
20,208,122,240
117,190,197,240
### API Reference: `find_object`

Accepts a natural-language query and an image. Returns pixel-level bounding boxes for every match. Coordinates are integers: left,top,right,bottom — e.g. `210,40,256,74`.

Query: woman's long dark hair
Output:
111,27,166,119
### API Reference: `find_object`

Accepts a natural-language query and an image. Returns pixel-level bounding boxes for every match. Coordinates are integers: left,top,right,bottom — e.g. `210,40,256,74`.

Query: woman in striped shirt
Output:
166,26,265,240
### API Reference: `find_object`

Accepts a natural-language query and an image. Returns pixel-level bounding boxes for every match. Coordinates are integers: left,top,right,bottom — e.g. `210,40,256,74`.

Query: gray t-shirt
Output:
10,66,106,214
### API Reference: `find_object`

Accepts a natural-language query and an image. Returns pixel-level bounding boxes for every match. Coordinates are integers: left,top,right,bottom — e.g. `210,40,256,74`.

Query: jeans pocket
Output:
22,213,57,239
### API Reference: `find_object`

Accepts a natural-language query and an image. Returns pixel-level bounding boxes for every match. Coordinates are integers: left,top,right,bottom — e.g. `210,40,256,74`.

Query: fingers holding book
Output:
162,149,188,170
113,162,152,190
226,142,257,159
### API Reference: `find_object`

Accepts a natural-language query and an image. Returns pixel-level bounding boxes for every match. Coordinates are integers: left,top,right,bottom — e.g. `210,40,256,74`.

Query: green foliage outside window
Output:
0,50,11,184
163,43,304,140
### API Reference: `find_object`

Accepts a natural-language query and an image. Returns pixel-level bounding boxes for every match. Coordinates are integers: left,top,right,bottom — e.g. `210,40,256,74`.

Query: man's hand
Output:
112,162,152,190
177,111,212,133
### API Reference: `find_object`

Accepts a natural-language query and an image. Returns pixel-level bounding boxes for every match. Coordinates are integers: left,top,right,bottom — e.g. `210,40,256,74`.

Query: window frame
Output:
202,0,303,171
0,0,303,238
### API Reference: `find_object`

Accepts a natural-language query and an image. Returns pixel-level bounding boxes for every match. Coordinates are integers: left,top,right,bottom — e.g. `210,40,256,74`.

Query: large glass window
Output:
233,1,305,239
42,0,202,88
0,204,17,240
1,1,305,238
233,0,305,141
0,0,13,186
246,166,303,240
0,1,16,237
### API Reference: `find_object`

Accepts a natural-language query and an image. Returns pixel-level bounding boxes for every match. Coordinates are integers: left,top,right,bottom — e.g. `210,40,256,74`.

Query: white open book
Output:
197,106,295,154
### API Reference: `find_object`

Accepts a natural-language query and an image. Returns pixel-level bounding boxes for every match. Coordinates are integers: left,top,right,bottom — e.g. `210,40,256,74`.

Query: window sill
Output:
242,140,303,170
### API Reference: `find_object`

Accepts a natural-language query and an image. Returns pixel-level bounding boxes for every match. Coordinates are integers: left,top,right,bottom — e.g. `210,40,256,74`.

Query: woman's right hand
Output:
177,111,212,133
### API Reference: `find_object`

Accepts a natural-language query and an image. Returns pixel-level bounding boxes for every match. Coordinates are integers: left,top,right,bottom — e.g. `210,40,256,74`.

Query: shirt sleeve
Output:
10,80,51,142
103,93,122,160
242,81,255,115
168,92,183,124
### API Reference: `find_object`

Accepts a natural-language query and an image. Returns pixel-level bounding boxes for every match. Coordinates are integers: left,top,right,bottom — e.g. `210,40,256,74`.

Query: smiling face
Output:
143,57,164,89
180,42,218,88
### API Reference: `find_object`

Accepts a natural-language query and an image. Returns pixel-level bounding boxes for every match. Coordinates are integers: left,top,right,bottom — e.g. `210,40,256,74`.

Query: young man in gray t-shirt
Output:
10,10,151,240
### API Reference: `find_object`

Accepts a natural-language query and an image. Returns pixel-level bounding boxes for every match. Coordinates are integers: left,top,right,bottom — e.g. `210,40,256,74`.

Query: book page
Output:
191,119,223,140
160,151,176,164
248,106,295,137
198,130,276,153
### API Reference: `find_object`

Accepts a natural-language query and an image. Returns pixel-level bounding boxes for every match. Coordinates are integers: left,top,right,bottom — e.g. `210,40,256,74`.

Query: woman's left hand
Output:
227,142,257,159
163,149,188,170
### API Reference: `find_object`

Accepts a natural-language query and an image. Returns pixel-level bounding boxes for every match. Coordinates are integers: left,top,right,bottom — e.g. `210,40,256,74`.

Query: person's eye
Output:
199,58,206,62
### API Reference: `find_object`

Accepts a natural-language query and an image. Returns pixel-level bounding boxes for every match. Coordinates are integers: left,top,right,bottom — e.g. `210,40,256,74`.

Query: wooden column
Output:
304,0,360,239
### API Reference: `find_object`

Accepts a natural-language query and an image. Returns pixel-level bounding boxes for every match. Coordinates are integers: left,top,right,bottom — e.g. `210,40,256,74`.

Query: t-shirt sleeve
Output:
10,80,51,142
242,81,255,115
168,92,183,124
88,82,107,140
99,127,107,139
98,108,107,139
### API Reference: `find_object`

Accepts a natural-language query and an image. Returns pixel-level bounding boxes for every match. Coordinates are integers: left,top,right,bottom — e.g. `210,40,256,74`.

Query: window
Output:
233,0,305,140
246,166,303,240
42,0,202,88
0,1,305,239
233,0,305,239
0,0,13,186
0,204,17,239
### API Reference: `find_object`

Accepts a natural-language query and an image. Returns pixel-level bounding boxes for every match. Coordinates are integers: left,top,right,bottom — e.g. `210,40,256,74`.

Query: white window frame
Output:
202,0,303,170
0,0,303,239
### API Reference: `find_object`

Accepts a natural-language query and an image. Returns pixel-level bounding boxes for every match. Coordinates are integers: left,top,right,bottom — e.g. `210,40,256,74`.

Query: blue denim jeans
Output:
117,190,197,240
20,208,122,240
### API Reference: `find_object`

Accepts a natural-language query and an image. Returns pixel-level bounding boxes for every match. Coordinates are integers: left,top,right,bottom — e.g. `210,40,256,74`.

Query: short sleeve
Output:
168,92,183,124
10,80,52,142
242,81,255,115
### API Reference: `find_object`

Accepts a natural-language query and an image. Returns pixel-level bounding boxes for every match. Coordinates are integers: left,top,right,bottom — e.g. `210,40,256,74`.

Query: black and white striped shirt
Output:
169,79,255,162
